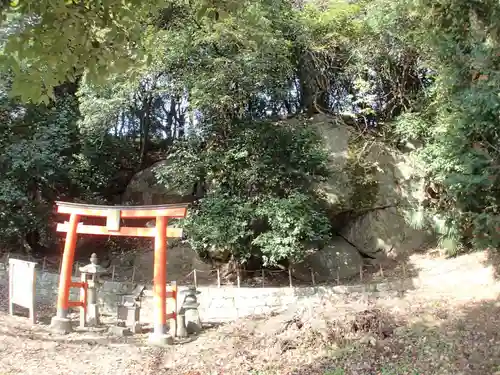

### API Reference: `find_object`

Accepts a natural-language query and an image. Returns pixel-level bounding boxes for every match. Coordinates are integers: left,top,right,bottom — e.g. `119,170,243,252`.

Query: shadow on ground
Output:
290,297,500,375
3,292,500,375
0,322,203,347
0,312,225,350
484,248,500,280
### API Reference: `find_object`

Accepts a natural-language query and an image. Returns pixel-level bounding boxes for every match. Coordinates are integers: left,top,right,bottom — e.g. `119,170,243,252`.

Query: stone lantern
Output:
79,253,107,326
179,286,202,335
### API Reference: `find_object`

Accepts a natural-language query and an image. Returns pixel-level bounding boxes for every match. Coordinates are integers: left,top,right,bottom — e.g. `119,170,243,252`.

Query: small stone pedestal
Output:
116,284,145,334
117,305,142,334
148,332,174,346
50,316,72,334
109,323,133,337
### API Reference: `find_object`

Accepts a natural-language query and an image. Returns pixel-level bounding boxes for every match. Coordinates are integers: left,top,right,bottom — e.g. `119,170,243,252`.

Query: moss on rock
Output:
343,136,379,211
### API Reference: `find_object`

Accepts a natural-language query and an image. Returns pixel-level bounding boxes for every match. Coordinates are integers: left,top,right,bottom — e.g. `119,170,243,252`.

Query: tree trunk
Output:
138,96,153,167
297,51,329,115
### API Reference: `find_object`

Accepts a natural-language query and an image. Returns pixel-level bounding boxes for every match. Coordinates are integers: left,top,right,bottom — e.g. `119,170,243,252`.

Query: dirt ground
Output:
2,251,500,375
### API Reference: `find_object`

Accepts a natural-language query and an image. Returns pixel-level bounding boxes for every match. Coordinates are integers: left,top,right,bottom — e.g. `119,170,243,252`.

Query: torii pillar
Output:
50,201,188,346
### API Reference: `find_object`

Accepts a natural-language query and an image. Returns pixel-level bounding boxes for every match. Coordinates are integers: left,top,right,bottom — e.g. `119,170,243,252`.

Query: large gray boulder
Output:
311,119,426,212
308,114,432,260
340,207,434,259
337,143,432,259
308,116,353,208
292,237,363,282
122,160,192,205
305,113,427,207
363,142,426,209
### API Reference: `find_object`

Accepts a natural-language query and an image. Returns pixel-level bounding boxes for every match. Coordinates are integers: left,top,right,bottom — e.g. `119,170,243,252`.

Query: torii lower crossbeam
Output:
50,201,188,346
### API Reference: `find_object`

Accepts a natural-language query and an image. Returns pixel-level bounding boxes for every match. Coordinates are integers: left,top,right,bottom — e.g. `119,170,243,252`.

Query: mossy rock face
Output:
342,135,426,212
310,118,383,213
291,236,363,282
340,141,431,258
122,160,193,204
343,136,380,211
308,116,426,214
340,206,435,258
307,115,353,210
308,114,431,259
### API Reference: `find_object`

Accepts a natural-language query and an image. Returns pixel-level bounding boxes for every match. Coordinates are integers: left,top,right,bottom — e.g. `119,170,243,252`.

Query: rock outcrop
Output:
308,114,433,260
340,207,433,259
308,116,353,208
292,237,363,282
122,114,434,281
122,160,192,205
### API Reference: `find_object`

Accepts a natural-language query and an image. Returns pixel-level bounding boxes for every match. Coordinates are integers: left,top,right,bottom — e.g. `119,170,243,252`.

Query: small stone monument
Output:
79,253,106,326
116,284,145,334
180,286,202,334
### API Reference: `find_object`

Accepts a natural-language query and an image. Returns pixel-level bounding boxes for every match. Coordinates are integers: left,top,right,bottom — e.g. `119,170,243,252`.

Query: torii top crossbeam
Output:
50,201,189,344
55,201,188,237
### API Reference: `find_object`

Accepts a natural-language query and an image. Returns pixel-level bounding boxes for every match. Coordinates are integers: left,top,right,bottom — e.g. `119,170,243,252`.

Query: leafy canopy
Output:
156,119,332,265
5,0,500,261
371,0,500,253
0,0,282,103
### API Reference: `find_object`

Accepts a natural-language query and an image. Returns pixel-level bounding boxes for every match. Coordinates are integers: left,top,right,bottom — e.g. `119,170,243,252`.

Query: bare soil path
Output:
1,251,500,374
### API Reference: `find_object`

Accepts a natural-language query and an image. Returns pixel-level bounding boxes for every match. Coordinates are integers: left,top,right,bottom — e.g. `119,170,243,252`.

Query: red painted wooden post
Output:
56,213,79,318
153,216,168,337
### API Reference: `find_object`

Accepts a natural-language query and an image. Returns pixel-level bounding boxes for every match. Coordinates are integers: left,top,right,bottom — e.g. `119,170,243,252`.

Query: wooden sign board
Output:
8,258,37,324
106,209,121,231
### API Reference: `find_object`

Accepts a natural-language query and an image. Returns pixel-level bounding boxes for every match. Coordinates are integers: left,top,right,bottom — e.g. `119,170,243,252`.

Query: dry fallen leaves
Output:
0,251,499,374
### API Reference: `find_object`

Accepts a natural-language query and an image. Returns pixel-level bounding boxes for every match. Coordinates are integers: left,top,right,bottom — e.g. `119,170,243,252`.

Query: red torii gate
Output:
50,201,188,346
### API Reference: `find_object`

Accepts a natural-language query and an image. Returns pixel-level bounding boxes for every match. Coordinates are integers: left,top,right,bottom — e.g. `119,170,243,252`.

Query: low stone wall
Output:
189,281,416,322
2,252,497,324
0,268,416,323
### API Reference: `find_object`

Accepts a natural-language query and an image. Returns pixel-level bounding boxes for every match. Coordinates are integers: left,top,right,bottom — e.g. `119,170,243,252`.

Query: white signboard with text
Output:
8,258,37,324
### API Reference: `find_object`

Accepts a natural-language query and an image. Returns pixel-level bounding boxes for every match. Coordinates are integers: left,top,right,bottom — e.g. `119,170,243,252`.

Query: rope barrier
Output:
1,259,482,288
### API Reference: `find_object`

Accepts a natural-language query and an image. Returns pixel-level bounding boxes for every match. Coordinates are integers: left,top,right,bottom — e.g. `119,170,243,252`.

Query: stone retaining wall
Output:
0,268,417,323
1,252,497,324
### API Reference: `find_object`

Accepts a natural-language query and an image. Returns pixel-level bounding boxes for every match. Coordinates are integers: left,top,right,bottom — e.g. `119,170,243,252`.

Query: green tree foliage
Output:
0,0,171,102
156,120,331,265
0,85,77,250
0,74,142,252
0,0,284,103
3,0,500,261
369,0,500,253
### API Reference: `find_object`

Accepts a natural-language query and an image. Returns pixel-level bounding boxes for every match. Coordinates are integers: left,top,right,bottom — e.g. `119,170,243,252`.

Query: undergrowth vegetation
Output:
0,0,499,261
